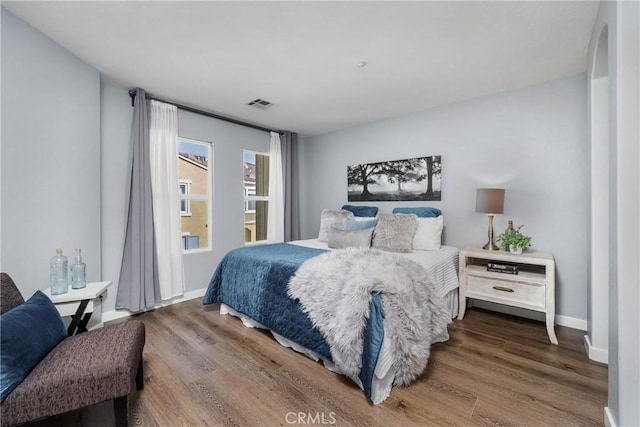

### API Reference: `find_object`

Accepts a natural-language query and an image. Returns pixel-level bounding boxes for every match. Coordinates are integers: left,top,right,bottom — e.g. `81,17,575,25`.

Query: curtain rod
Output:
128,90,281,134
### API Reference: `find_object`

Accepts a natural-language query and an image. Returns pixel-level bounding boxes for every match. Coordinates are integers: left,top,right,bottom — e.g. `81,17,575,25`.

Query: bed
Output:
202,237,459,404
291,239,460,318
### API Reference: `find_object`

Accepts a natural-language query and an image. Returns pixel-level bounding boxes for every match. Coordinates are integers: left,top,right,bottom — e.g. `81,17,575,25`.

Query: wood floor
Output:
30,299,607,427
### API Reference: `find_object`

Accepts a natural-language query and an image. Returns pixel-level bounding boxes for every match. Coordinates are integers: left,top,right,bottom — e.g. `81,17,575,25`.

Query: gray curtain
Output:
116,88,160,311
281,131,300,241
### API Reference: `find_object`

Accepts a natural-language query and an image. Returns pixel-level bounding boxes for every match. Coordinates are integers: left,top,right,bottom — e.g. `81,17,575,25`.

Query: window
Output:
179,180,191,216
178,138,212,252
243,150,269,244
244,185,256,213
181,233,200,250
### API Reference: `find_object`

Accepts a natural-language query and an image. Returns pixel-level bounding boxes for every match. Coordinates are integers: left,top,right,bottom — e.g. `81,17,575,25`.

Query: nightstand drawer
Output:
466,275,545,310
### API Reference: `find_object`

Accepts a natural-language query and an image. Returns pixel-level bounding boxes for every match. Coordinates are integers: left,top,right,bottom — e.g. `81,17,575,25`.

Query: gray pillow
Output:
372,213,418,253
327,227,374,249
318,209,354,242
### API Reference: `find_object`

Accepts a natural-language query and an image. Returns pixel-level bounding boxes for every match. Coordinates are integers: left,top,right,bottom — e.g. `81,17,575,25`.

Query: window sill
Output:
182,247,210,255
244,240,270,247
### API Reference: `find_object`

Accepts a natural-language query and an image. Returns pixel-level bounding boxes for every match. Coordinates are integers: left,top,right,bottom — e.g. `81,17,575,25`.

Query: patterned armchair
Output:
1,273,145,427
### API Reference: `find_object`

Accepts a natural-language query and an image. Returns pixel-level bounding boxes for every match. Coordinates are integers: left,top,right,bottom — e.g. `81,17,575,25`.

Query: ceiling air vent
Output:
247,98,274,110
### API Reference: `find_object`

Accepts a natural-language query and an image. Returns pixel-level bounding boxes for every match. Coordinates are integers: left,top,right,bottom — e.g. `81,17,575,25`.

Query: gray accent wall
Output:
1,8,101,296
301,74,589,323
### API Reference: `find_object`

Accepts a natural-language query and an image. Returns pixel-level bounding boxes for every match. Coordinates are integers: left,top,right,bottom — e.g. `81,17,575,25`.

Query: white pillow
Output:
413,216,443,251
318,209,354,242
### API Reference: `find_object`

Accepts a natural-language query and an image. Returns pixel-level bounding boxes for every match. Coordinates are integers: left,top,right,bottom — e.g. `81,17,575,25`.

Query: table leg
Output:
67,299,89,336
546,311,558,345
76,312,93,334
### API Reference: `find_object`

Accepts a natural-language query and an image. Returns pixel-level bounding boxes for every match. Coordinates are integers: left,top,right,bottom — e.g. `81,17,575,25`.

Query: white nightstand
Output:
43,281,111,335
457,247,557,344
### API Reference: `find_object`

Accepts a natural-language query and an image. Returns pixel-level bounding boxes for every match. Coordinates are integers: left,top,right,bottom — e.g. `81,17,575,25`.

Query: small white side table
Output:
43,281,111,335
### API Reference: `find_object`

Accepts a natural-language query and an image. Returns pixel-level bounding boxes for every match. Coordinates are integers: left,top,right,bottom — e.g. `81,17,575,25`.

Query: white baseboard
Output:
604,407,615,427
471,301,587,330
584,334,609,364
555,314,588,331
102,287,207,323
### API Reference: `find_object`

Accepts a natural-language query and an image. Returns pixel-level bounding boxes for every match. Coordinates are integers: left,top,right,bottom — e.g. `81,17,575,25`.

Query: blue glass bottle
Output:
50,247,68,295
71,248,87,289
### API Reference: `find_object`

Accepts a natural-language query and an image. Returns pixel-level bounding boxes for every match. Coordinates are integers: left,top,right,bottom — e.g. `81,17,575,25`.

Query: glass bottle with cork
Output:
70,248,87,289
50,247,68,295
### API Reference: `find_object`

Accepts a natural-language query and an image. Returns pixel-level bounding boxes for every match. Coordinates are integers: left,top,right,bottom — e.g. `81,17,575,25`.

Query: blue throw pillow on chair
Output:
0,290,67,401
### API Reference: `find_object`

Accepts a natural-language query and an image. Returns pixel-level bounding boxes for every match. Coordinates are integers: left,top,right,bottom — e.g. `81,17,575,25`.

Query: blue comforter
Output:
203,243,384,400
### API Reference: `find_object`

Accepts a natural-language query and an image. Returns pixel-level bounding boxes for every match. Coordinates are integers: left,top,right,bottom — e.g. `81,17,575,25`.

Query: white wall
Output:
0,9,272,315
1,8,101,296
589,2,640,426
586,19,610,365
301,74,589,324
99,84,270,314
100,84,133,314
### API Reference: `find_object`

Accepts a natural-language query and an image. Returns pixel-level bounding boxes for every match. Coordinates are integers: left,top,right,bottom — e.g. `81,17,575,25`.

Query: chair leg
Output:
135,357,144,391
114,396,128,427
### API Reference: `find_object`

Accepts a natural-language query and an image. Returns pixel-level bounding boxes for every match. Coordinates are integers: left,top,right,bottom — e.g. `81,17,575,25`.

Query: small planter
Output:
509,245,523,255
497,224,532,254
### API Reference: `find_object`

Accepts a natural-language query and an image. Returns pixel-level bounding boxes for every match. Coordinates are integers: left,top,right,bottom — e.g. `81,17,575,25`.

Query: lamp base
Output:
483,214,500,251
482,241,500,251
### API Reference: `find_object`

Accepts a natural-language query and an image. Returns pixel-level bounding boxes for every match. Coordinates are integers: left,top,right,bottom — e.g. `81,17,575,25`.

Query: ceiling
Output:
3,1,599,137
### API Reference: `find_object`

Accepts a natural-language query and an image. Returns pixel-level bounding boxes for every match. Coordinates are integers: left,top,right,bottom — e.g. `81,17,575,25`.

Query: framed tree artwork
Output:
347,155,441,202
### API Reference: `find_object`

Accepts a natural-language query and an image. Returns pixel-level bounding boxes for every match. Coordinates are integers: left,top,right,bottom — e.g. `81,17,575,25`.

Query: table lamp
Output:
476,188,505,251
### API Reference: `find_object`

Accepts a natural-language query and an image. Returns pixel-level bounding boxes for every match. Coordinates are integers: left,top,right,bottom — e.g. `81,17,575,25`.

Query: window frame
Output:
243,150,270,245
178,137,213,254
179,179,192,217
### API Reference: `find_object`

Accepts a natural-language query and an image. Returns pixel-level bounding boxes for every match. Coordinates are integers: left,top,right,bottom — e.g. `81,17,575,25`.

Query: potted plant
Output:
496,224,532,254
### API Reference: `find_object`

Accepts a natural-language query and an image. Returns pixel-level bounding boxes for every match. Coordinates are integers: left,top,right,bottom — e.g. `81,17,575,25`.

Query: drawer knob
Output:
493,286,514,293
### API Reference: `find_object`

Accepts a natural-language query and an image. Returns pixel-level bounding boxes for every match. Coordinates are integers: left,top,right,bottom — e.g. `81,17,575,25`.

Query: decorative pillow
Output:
413,216,444,251
372,213,418,253
318,209,354,242
327,227,374,249
0,291,67,401
392,207,442,218
346,217,378,230
341,205,379,218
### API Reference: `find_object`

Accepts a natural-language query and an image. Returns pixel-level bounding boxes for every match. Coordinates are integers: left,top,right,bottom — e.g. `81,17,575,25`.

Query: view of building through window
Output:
178,138,211,251
244,150,269,243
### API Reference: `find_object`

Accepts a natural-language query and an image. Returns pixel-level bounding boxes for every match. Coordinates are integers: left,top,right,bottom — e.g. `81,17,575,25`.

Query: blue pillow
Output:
0,290,67,401
341,205,379,218
392,207,442,218
346,218,379,230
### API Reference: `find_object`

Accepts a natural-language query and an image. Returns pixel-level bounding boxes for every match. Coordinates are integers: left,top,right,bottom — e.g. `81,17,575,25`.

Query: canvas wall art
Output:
347,155,441,202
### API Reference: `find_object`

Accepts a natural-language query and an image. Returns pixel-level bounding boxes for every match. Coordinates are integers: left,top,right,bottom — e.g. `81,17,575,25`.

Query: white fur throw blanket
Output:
288,247,449,387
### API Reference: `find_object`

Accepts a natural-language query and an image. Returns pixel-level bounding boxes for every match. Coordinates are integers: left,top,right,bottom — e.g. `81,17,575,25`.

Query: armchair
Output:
0,273,145,427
